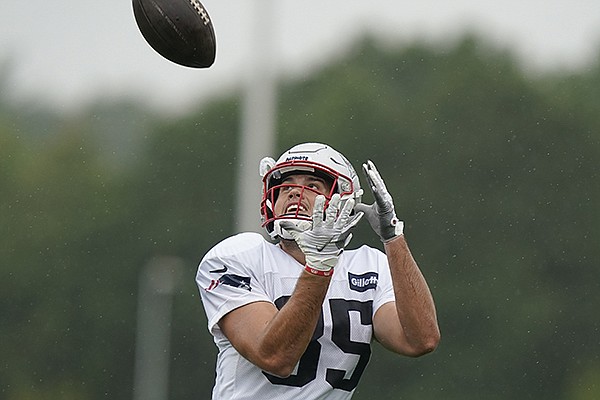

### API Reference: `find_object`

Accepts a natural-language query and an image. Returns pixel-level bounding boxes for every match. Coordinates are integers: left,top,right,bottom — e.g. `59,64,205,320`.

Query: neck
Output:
279,239,306,265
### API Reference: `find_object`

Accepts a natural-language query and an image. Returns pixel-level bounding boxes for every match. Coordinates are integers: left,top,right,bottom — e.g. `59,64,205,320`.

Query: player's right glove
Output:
280,194,362,276
354,160,404,243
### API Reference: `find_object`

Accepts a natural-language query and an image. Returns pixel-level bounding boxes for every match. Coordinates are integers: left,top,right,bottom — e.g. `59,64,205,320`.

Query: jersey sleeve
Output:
196,233,272,335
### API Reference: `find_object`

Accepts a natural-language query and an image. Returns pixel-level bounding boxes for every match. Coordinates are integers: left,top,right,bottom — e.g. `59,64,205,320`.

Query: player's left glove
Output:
280,194,362,276
354,160,404,243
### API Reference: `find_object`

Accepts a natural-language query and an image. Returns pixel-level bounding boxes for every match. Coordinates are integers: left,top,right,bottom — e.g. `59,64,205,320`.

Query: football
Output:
132,0,216,68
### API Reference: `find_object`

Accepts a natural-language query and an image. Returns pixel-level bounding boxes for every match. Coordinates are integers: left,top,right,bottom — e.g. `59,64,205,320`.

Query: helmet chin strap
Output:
272,218,312,240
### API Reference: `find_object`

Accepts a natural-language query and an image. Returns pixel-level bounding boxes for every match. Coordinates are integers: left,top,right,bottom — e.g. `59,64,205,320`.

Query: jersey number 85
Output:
264,296,373,392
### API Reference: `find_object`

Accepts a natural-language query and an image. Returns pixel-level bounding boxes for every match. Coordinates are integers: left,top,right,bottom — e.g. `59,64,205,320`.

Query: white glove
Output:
280,194,362,276
354,160,404,242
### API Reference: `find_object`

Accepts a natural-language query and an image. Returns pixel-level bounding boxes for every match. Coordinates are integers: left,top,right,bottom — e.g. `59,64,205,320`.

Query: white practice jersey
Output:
196,232,395,400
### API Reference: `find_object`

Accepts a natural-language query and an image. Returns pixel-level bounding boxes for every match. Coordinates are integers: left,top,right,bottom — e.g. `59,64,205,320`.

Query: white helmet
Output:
259,143,363,240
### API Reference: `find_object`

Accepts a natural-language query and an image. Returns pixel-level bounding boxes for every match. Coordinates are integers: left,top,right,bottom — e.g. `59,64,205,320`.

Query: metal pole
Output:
235,0,278,233
133,256,183,400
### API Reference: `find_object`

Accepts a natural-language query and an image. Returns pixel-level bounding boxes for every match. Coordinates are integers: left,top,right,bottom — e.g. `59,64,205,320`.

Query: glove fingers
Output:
364,160,394,212
312,195,326,228
362,161,385,205
343,232,353,248
345,211,363,231
336,232,353,250
334,197,353,225
365,161,384,192
324,194,341,227
372,189,389,211
353,202,373,214
334,198,358,230
362,162,375,189
366,160,386,187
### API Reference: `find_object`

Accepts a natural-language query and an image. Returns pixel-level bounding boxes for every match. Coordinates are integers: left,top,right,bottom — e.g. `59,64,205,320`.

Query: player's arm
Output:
355,160,440,356
219,194,360,377
373,235,440,356
218,271,330,377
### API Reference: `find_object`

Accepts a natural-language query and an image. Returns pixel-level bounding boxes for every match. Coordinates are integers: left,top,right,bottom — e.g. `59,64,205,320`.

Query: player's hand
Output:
354,160,404,243
280,194,362,276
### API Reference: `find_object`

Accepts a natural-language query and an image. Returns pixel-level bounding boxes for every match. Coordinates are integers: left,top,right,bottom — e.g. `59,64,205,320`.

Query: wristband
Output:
304,265,334,277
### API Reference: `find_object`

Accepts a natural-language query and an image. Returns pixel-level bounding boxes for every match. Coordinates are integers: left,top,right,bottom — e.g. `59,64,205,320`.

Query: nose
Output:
287,185,302,199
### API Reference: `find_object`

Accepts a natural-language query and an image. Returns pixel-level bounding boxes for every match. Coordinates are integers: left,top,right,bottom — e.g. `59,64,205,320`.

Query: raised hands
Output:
354,160,404,243
280,194,362,276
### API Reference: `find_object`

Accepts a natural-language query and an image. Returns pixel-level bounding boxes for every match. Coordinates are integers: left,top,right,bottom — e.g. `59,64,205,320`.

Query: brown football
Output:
132,0,216,68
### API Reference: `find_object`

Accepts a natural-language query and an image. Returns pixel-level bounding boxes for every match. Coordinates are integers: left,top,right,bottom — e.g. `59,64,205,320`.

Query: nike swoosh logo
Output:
316,239,333,252
209,265,229,273
317,237,348,252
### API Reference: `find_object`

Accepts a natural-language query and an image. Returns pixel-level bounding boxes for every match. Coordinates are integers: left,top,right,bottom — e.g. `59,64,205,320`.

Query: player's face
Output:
273,174,334,218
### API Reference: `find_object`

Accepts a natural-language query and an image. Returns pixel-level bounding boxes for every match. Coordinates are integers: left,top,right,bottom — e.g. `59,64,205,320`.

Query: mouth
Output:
283,203,310,217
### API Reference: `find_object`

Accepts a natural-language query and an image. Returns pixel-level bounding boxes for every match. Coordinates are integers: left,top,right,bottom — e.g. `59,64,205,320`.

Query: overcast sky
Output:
2,1,600,113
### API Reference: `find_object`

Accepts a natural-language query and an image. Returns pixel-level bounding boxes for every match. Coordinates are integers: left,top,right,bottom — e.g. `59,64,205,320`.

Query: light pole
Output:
132,256,184,400
235,0,278,233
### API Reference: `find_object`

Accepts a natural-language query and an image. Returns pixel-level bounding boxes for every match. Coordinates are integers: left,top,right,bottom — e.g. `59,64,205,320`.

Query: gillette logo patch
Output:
348,272,378,292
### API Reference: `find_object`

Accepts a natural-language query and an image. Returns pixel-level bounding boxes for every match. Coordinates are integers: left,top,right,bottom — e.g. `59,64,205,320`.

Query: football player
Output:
196,142,440,399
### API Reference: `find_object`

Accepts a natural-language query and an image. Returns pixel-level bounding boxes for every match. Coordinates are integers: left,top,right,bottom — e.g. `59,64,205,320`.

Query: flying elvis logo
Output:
206,274,252,292
348,272,378,292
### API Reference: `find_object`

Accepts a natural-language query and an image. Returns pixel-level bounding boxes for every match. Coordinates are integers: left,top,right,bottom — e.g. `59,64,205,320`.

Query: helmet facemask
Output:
260,160,360,241
259,143,363,241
